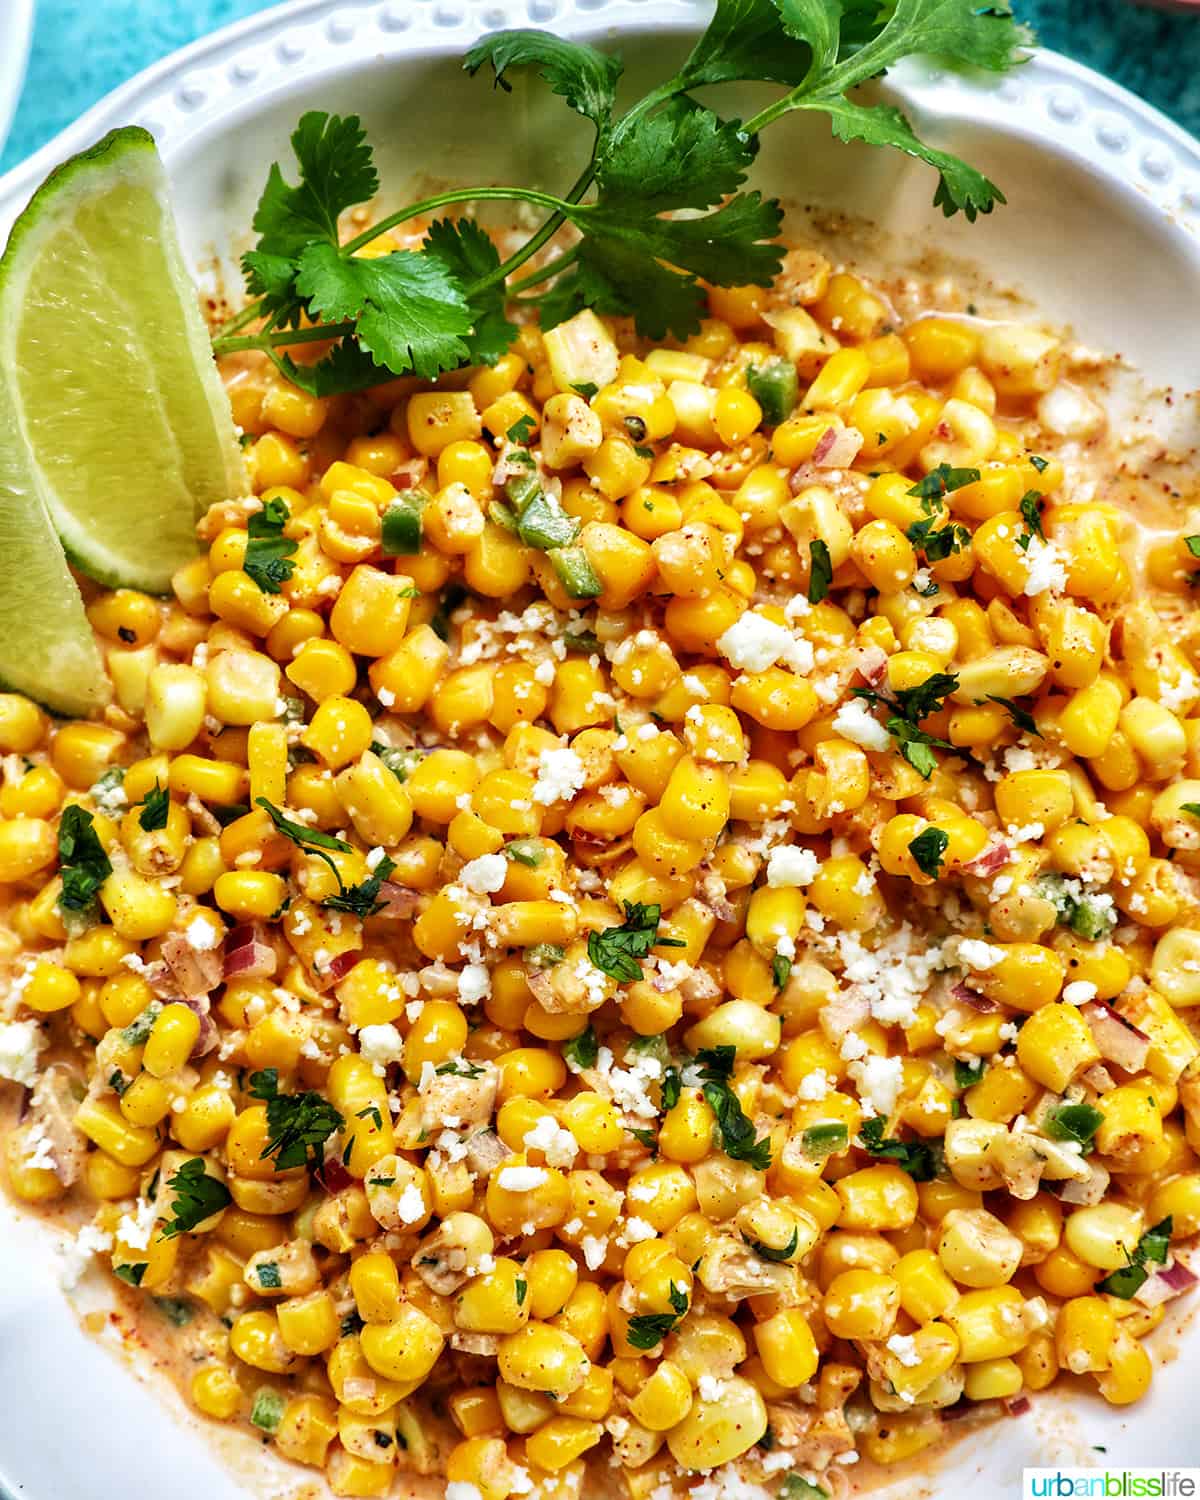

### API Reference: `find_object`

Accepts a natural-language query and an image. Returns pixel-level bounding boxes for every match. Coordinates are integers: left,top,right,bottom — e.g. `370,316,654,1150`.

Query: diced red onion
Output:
162,931,224,995
373,882,420,919
964,842,1012,878
223,924,277,980
324,951,361,986
852,644,888,688
812,426,864,468
177,997,218,1059
1004,1397,1031,1418
1080,1063,1116,1093
1134,1259,1198,1306
944,1399,1004,1425
951,982,999,1012
1082,1003,1150,1073
315,1157,353,1195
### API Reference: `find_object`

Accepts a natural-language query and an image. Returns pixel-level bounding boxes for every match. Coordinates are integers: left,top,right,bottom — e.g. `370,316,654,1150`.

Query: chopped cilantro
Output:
161,1157,233,1238
587,900,683,984
57,804,112,913
626,1282,689,1349
697,1046,771,1170
249,1067,344,1171
908,826,949,878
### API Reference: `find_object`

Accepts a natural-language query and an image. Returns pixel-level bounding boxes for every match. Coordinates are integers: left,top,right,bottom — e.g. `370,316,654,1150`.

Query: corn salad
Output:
2,245,1199,1500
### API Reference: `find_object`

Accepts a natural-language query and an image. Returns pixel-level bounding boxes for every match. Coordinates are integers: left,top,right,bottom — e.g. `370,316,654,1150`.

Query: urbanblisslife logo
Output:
1024,1472,1200,1499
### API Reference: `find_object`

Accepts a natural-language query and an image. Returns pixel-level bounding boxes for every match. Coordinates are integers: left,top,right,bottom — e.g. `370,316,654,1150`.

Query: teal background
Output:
1,0,1199,177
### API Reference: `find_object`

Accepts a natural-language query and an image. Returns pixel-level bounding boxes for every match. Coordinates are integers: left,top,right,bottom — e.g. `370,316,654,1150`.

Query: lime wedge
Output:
0,391,107,716
0,126,246,595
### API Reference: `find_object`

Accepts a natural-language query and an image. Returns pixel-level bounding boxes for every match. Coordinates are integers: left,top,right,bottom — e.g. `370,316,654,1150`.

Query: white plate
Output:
0,3,1198,1497
0,0,34,157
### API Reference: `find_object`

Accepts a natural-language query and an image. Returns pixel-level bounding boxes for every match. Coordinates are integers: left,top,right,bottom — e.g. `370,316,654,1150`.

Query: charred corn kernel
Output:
1015,1002,1100,1090
665,1375,766,1471
497,1322,589,1399
143,1002,201,1077
1096,1328,1153,1405
1063,1203,1145,1272
358,1302,444,1385
21,960,80,1014
628,1360,693,1431
213,871,288,921
937,1208,1023,1288
822,1269,900,1340
895,1249,960,1323
1056,1295,1116,1374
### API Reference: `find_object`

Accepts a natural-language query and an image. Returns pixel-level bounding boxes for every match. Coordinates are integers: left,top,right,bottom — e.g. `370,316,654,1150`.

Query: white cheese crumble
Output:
459,853,508,894
117,1196,159,1252
765,845,820,888
523,1115,579,1168
531,747,587,805
0,1020,45,1085
716,611,791,672
395,1181,428,1224
458,964,492,1005
358,1022,405,1072
886,1333,922,1367
832,697,891,752
1022,535,1067,597
497,1166,549,1191
849,1053,904,1118
797,1069,832,1101
1063,980,1099,1005
956,938,1005,971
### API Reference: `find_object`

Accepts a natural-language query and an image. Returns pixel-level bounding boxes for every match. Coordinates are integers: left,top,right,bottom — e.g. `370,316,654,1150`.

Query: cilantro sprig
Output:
211,0,1027,390
243,497,298,593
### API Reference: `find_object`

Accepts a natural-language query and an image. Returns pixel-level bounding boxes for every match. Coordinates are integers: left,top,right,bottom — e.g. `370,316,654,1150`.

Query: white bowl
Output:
0,0,34,157
0,3,1199,1498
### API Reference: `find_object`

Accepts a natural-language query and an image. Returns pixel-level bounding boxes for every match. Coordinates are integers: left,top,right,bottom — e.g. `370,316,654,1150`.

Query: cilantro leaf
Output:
908,826,949,878
1043,1102,1104,1153
626,1282,689,1348
255,796,351,890
597,96,757,213
1186,535,1200,559
244,496,297,594
954,1058,986,1089
57,805,112,912
742,1226,799,1263
697,1047,772,1170
908,464,981,501
423,217,518,367
859,1117,942,1180
988,695,1041,737
1016,489,1044,550
250,1068,345,1171
136,782,170,832
243,112,378,305
671,0,818,89
1097,1216,1172,1300
772,954,793,989
295,241,475,381
465,29,624,133
161,1158,233,1238
322,856,397,919
279,338,402,397
822,98,1005,221
587,901,683,984
661,1065,682,1113
853,672,958,779
563,1024,599,1071
765,0,1027,217
808,538,833,602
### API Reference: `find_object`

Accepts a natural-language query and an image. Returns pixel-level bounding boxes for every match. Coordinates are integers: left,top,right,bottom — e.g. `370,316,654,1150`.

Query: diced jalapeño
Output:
746,358,799,426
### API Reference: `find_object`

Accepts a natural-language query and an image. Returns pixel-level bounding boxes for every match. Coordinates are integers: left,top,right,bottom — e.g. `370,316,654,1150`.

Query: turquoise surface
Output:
2,0,1199,177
